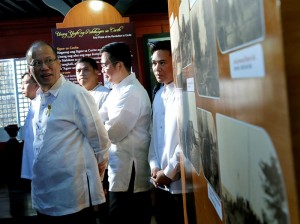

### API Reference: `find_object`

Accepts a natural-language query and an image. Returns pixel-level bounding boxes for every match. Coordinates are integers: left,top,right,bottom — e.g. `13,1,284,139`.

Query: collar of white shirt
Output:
162,81,175,101
112,73,136,90
36,75,65,98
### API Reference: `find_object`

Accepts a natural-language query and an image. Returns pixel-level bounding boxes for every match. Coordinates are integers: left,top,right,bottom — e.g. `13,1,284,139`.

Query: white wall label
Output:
208,182,223,220
229,44,265,79
186,77,195,92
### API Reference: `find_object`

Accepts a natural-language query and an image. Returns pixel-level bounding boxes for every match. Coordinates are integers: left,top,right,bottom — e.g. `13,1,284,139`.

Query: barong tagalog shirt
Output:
99,73,152,193
89,84,110,110
148,82,184,194
31,75,110,216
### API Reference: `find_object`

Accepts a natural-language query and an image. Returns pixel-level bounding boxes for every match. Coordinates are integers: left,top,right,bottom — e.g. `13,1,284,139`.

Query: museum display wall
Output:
167,0,300,223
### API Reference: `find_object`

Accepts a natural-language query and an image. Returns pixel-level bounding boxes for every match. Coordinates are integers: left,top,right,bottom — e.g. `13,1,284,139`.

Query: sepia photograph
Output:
216,114,290,224
196,108,221,197
190,0,220,98
178,91,201,176
170,17,183,88
215,0,265,53
179,0,193,68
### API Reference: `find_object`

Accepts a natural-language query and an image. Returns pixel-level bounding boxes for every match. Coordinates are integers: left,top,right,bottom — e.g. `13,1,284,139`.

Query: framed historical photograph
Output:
216,114,289,224
190,0,220,98
215,0,265,54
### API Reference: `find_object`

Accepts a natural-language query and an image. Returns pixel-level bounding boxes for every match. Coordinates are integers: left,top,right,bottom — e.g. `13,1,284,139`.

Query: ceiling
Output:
0,0,168,21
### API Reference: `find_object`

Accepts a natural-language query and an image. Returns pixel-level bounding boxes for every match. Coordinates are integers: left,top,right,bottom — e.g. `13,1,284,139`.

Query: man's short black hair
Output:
21,72,30,79
148,40,171,54
21,72,36,83
26,41,57,63
100,42,132,72
76,57,98,70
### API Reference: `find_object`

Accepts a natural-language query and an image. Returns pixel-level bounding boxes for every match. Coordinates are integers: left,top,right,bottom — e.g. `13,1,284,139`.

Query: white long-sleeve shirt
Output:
21,105,34,180
99,73,152,193
31,75,110,216
89,84,110,110
148,82,183,194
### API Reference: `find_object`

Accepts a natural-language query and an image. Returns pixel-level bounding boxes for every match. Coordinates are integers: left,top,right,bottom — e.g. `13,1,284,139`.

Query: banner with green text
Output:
52,23,137,88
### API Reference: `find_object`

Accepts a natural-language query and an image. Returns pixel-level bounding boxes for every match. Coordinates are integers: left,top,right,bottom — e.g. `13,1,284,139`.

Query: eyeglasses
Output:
28,58,57,69
100,61,119,69
21,80,35,85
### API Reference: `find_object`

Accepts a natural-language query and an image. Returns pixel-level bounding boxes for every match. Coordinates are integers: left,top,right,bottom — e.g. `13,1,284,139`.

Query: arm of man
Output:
164,143,182,179
165,143,181,176
148,128,160,177
153,144,182,187
102,91,142,144
75,90,111,165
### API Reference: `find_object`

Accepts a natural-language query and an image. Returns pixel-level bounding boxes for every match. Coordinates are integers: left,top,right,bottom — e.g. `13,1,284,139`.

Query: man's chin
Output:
157,78,164,83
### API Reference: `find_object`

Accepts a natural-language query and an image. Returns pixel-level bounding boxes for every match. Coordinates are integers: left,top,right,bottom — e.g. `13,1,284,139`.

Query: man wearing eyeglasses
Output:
99,42,152,224
26,41,111,224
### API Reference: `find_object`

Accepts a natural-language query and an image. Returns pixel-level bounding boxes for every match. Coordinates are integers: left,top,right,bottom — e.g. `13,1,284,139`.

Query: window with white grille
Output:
0,58,29,129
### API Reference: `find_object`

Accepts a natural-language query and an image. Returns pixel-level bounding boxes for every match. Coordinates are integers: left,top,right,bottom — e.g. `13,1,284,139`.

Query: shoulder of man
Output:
152,83,163,100
94,84,110,93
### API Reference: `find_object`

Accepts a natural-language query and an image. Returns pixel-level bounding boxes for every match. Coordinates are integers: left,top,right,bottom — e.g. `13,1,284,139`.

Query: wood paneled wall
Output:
0,17,62,59
167,0,300,223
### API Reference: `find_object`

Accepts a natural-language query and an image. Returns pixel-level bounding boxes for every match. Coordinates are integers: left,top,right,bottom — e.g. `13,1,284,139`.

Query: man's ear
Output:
57,59,61,67
28,72,38,85
116,61,123,69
